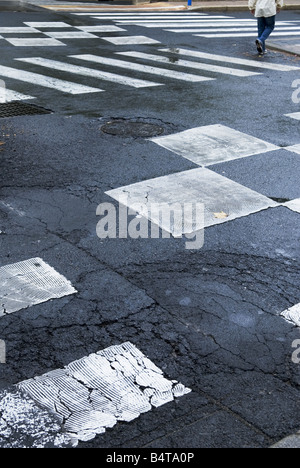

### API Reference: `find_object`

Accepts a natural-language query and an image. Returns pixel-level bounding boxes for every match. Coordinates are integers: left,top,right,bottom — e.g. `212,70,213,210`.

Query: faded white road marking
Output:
0,257,77,316
15,342,191,447
71,54,215,83
24,22,72,28
286,144,300,155
149,124,278,166
285,112,300,120
117,51,261,77
5,38,65,47
0,64,102,94
74,25,126,32
167,26,300,33
106,168,278,233
0,88,35,102
281,303,300,327
44,31,98,39
195,31,300,38
0,27,39,33
100,35,160,45
283,199,300,214
17,57,162,88
161,48,300,71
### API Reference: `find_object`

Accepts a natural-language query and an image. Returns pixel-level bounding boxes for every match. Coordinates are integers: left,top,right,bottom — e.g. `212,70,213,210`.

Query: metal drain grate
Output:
0,102,52,118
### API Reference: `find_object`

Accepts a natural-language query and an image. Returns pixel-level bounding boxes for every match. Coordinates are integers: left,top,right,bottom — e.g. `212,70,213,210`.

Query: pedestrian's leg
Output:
256,17,266,54
259,15,276,51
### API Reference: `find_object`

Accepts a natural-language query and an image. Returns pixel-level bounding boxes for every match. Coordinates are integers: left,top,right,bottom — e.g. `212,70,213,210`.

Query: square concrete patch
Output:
105,168,278,234
149,124,278,166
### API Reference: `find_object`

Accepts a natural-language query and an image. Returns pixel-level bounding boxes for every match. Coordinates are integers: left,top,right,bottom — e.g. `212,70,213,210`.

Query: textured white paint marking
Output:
106,168,278,232
0,27,39,33
91,15,231,20
281,304,300,327
117,51,261,77
24,22,72,28
283,199,300,214
5,38,65,47
100,35,160,45
0,388,72,448
149,124,278,166
0,64,102,94
17,342,191,446
0,88,35,102
286,144,300,155
0,257,77,316
44,31,98,39
17,57,161,88
160,48,300,71
75,25,126,32
72,54,215,83
167,26,300,33
196,31,300,38
285,112,300,120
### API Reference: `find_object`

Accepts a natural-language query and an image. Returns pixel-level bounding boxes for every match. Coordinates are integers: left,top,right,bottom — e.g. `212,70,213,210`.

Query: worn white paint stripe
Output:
281,304,300,327
196,31,300,38
149,124,278,166
283,199,300,214
167,26,300,33
286,144,300,155
106,168,278,232
15,342,191,447
71,54,215,83
101,35,160,45
285,112,300,120
116,19,257,24
44,31,99,39
89,15,231,20
75,25,126,32
16,57,161,89
117,51,261,77
0,64,102,94
132,21,291,28
0,27,39,33
0,257,77,316
5,38,66,47
0,88,35,102
159,48,300,71
24,22,72,28
72,12,207,15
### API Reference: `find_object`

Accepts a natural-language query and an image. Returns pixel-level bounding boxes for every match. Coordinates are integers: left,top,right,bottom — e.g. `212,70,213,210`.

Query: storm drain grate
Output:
0,102,52,118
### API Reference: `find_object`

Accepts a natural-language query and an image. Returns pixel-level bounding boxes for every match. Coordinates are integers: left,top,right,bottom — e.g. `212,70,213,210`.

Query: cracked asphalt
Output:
0,3,299,448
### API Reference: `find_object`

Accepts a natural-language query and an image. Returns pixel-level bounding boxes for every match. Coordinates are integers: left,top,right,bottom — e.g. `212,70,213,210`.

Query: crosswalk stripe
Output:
196,31,300,38
0,342,191,448
0,89,35,102
116,20,292,28
0,65,102,94
116,51,262,77
70,54,215,83
90,15,232,20
159,48,300,72
16,57,162,89
167,26,300,33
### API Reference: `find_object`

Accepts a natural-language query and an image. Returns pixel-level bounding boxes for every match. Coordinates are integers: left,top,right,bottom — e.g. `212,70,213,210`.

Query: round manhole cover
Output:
101,120,164,137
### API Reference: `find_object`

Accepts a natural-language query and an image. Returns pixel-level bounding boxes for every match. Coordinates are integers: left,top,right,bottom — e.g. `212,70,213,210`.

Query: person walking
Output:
248,0,284,55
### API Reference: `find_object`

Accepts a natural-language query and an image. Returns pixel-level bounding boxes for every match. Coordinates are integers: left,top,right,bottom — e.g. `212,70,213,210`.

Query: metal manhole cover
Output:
0,102,52,119
101,120,164,137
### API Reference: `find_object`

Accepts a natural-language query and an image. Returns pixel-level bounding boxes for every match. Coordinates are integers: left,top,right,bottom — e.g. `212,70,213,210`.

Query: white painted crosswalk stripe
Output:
0,342,191,447
0,257,77,316
0,65,102,94
70,54,215,83
117,51,262,77
167,26,300,33
159,48,300,72
0,88,35,102
195,31,300,38
16,57,162,88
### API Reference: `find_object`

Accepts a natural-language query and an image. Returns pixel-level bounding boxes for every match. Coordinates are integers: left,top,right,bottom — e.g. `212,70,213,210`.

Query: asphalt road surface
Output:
0,4,300,449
